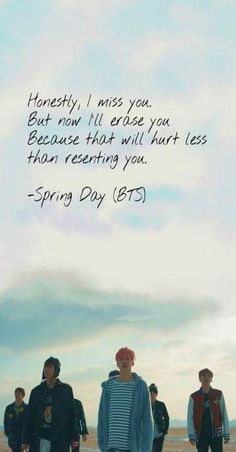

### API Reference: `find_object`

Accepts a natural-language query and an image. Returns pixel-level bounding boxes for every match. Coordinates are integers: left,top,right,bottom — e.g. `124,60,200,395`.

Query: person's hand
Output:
190,439,196,447
21,445,29,452
71,441,79,449
82,434,87,442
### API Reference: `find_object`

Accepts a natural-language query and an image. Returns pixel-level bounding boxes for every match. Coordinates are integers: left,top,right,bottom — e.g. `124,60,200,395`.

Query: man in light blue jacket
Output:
97,347,153,452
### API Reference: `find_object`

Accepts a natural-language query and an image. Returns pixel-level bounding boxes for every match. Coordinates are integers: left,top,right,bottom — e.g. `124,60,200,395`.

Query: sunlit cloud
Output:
1,0,236,429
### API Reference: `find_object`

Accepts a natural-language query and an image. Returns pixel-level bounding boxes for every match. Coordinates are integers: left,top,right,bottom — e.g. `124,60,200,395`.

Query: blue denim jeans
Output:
39,439,51,452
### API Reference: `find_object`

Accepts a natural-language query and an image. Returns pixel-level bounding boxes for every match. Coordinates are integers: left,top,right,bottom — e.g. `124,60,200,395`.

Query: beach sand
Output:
0,428,235,451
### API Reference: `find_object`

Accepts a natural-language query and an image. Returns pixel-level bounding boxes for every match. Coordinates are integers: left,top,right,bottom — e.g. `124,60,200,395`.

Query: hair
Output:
149,383,158,394
108,370,120,378
15,387,25,396
199,368,213,378
115,347,136,362
42,356,61,380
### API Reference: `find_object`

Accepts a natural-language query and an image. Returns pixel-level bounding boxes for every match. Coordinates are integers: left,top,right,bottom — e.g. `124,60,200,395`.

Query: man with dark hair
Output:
149,383,169,452
22,356,79,452
187,368,230,451
108,370,120,378
98,346,153,452
72,399,89,452
4,387,28,452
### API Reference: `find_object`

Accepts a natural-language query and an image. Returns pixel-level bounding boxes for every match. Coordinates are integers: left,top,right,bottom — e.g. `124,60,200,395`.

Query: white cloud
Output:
170,4,211,29
1,218,234,308
1,0,235,426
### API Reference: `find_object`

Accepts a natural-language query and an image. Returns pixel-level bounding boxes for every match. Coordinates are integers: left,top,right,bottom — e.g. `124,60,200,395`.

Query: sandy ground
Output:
0,429,235,451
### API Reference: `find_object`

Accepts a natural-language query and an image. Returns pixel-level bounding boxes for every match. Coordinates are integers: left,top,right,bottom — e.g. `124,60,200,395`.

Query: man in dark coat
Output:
22,356,79,452
149,383,169,452
4,387,28,452
72,399,89,452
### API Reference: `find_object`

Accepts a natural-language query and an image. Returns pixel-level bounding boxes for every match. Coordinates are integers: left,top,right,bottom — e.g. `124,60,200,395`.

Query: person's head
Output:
14,387,25,404
108,369,120,378
198,368,213,386
149,383,158,402
115,347,135,372
42,356,61,381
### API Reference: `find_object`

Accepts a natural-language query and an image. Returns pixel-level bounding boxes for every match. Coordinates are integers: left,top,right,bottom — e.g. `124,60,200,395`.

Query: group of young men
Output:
4,348,230,452
4,357,88,452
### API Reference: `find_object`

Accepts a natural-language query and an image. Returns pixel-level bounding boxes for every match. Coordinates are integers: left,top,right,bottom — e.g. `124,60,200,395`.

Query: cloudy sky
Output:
1,0,236,427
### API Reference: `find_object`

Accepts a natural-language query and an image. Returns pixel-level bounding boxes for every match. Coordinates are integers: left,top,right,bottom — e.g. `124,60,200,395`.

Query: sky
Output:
0,0,236,428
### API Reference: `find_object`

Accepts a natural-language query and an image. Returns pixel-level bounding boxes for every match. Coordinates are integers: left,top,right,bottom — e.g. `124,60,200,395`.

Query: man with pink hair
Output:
97,347,153,452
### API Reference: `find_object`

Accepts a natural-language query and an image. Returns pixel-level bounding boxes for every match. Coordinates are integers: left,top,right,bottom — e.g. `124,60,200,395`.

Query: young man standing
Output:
22,356,79,452
187,368,230,452
4,387,28,452
97,347,153,452
149,383,169,452
72,399,89,452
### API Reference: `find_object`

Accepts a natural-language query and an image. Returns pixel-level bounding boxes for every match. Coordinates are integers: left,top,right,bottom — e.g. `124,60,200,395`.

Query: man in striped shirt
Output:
97,347,153,452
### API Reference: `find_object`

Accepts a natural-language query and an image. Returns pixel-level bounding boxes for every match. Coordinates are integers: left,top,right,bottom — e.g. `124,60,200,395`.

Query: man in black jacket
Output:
22,356,79,452
4,387,28,452
149,383,169,452
72,399,89,452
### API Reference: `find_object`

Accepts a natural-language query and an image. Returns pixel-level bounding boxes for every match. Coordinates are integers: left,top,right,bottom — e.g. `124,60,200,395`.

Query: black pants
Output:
50,442,70,452
10,441,22,452
197,436,223,452
11,447,22,452
152,435,165,452
29,440,70,452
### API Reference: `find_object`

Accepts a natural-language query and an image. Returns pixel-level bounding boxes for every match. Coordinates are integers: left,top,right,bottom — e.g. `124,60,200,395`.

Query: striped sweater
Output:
97,373,153,452
107,378,134,449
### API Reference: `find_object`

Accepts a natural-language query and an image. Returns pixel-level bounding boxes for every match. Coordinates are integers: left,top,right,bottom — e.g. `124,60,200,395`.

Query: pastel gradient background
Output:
1,0,236,427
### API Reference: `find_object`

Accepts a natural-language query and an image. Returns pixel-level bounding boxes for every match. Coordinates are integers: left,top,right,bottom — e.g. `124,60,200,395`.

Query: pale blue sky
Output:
1,0,236,426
